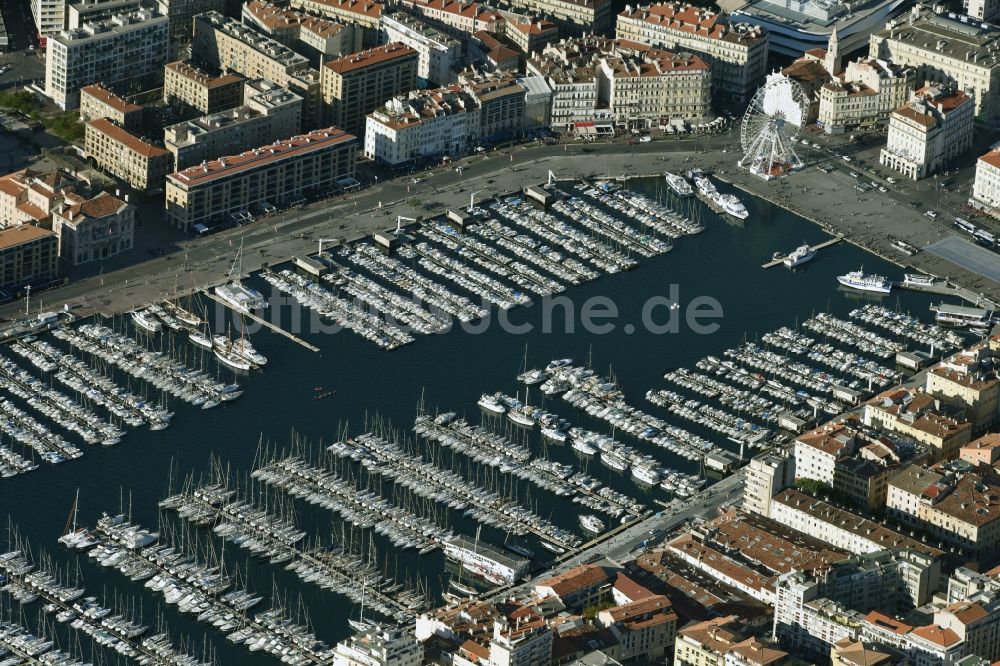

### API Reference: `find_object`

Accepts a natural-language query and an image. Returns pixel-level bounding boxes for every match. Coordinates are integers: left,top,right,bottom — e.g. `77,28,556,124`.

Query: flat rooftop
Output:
925,236,1000,285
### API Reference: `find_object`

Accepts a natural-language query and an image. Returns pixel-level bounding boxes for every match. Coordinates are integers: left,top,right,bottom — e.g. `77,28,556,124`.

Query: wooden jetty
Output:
762,235,844,269
203,290,320,352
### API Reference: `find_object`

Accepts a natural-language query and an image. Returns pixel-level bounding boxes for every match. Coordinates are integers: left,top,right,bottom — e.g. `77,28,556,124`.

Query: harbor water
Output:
0,177,962,665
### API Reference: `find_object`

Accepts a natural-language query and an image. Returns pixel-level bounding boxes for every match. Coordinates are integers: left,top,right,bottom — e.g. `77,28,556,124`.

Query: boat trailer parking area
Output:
924,236,1000,285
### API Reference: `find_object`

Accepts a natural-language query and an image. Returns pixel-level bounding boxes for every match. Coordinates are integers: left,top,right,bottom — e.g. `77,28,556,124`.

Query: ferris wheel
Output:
739,73,809,179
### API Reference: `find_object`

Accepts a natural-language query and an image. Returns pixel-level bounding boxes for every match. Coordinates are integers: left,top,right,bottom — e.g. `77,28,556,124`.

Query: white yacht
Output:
214,281,267,314
631,465,661,485
714,193,748,219
541,427,567,443
517,368,546,385
507,406,536,427
694,175,718,198
215,345,253,371
571,437,597,455
664,172,693,197
579,514,605,534
902,273,935,287
783,244,816,268
188,329,213,350
601,450,629,472
130,309,161,333
545,358,573,372
477,393,506,414
837,269,892,294
233,338,267,366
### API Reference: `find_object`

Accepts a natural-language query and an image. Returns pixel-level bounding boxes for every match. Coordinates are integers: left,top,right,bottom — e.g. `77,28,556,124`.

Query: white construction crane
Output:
467,190,481,213
396,215,416,234
317,238,339,255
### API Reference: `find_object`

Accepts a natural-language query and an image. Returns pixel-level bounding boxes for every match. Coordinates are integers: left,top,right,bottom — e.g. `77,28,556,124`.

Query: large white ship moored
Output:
783,244,816,268
214,281,268,313
713,193,749,220
664,172,693,197
837,269,892,294
443,536,529,586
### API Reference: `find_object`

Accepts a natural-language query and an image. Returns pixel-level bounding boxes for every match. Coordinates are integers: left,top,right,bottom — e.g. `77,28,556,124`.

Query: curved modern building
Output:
731,0,912,58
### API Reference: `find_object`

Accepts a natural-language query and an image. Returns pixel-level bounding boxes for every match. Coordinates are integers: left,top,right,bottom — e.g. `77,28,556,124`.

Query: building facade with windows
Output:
51,191,134,266
165,127,357,230
84,118,173,190
321,42,418,136
0,225,59,291
163,60,245,116
380,11,461,85
44,7,169,109
880,85,975,180
818,58,914,134
78,84,144,131
616,3,767,105
164,80,303,170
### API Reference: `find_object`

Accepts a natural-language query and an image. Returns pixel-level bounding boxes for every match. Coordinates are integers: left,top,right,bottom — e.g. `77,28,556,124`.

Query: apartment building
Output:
165,127,357,231
512,0,612,36
0,168,80,228
78,84,143,131
616,3,767,105
66,0,143,29
331,624,423,666
470,31,520,72
192,11,322,129
596,596,676,660
163,60,245,115
960,433,1000,466
888,462,1000,559
51,191,134,266
881,85,975,180
870,7,1000,122
164,81,303,170
675,616,791,666
242,1,362,66
0,226,60,291
321,43,418,137
818,58,914,134
965,0,1000,22
289,0,383,43
464,71,526,140
45,7,169,109
33,0,67,38
397,0,504,35
155,0,224,44
743,451,795,518
504,18,559,56
366,87,480,165
926,348,1000,431
528,37,711,131
381,10,461,85
793,419,912,511
533,565,612,612
84,118,173,190
971,147,1000,217
863,386,972,461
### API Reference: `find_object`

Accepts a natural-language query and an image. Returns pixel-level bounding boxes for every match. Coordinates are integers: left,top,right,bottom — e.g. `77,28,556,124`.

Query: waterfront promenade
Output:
4,130,997,320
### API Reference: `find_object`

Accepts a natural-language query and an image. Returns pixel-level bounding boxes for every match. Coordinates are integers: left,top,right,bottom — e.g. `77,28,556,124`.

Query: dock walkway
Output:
203,291,319,352
762,236,844,268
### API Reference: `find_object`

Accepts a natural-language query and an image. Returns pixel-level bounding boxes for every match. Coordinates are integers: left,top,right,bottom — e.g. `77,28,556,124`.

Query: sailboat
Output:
58,490,96,550
347,578,372,632
214,240,267,313
214,325,255,371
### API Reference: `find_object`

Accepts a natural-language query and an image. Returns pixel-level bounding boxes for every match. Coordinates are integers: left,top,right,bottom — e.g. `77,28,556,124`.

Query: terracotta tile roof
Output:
459,639,490,661
537,564,611,596
0,224,54,250
979,150,1000,170
944,601,989,626
86,118,169,158
865,610,912,635
301,0,383,19
509,19,558,34
165,61,244,89
911,624,961,648
15,202,47,221
168,127,355,187
617,2,763,44
602,595,676,629
81,84,141,114
727,638,787,666
323,42,416,74
68,192,128,220
613,574,655,602
805,47,827,58
797,421,854,457
0,178,24,197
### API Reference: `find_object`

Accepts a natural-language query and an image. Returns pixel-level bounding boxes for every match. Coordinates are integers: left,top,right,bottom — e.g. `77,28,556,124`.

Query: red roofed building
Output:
84,118,173,191
596,595,677,660
79,84,144,132
0,224,60,290
52,191,134,266
973,148,1000,219
165,127,357,231
880,84,974,180
321,43,418,136
612,574,654,605
0,168,80,228
615,2,767,104
534,564,613,612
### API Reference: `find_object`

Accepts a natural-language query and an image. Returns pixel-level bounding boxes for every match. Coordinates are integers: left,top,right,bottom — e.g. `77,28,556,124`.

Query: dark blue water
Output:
0,178,957,664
